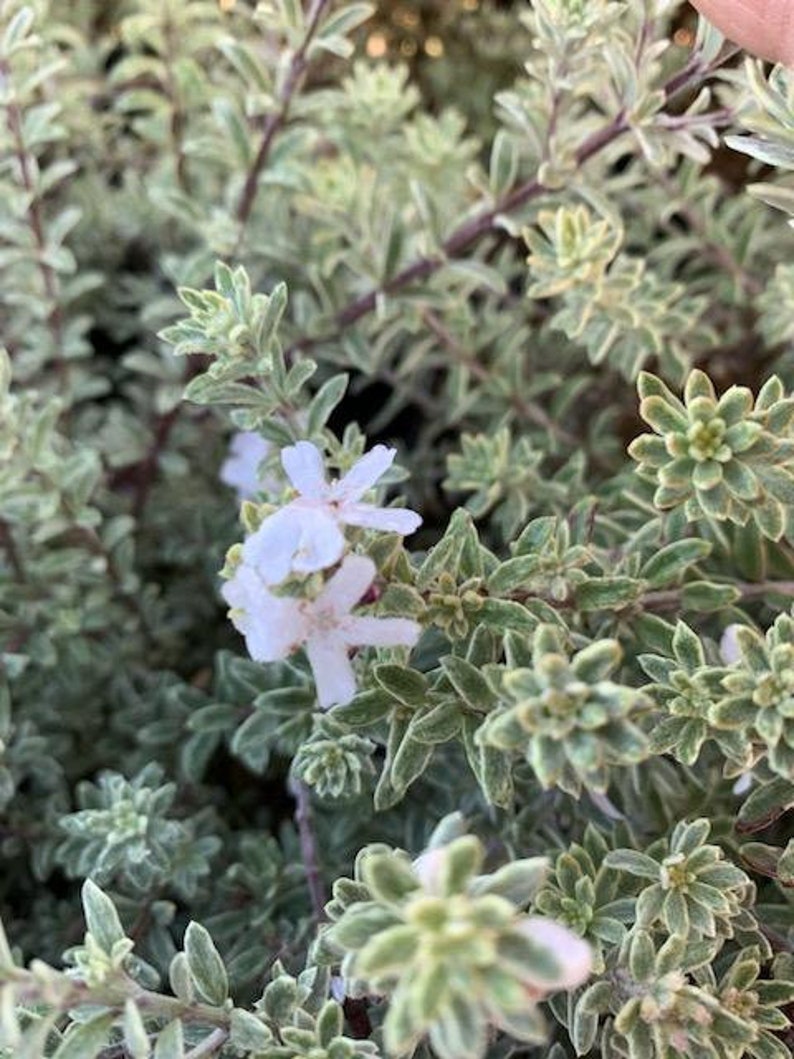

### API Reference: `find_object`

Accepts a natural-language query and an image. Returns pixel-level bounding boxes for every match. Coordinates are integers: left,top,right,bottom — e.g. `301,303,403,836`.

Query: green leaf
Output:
471,858,548,905
255,282,288,353
183,922,228,1006
2,6,34,52
81,879,126,956
53,1013,114,1059
154,1021,184,1059
477,598,537,633
306,374,349,434
123,1000,151,1059
488,554,543,593
441,656,495,712
408,701,460,744
726,134,794,170
576,578,642,610
361,852,418,905
373,665,428,707
640,539,711,587
356,924,418,976
327,904,402,950
737,777,794,833
489,129,519,198
316,1001,343,1049
390,732,433,795
317,2,374,39
604,850,660,880
230,1009,273,1051
680,580,741,611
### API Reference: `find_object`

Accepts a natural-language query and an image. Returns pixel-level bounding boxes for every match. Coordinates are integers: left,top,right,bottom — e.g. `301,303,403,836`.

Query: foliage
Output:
3,1,794,1058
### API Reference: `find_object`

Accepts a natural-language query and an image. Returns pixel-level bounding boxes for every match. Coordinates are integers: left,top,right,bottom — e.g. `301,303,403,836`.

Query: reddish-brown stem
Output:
283,45,738,361
132,405,182,519
234,0,332,237
162,9,191,193
0,57,68,389
0,519,25,582
288,777,327,924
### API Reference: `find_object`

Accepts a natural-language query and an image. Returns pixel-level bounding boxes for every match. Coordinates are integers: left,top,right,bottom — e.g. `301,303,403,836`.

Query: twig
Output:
493,579,794,615
162,9,191,193
132,405,182,519
0,519,25,582
640,579,794,611
284,113,626,360
421,309,582,445
125,44,737,514
288,777,327,923
0,57,68,390
283,46,739,362
234,0,332,239
185,1028,229,1059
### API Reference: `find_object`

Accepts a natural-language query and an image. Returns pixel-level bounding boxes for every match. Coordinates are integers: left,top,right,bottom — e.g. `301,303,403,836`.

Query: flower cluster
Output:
629,370,794,539
478,624,650,795
321,829,592,1059
221,442,422,708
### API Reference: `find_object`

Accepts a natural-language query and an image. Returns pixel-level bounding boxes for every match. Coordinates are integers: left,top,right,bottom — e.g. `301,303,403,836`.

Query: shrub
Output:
2,1,794,1057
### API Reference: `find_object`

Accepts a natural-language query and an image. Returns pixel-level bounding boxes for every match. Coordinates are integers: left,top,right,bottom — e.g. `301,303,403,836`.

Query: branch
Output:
185,1028,229,1059
0,518,25,582
0,57,68,390
284,46,739,361
640,579,794,611
234,0,332,236
288,777,327,924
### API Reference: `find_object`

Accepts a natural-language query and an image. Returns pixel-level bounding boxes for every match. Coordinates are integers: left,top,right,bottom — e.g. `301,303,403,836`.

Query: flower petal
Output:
334,445,395,501
320,555,377,614
220,431,271,500
221,565,305,661
342,502,422,535
281,441,328,499
291,511,346,574
343,615,421,649
720,624,744,665
306,633,357,708
243,506,345,580
242,507,303,584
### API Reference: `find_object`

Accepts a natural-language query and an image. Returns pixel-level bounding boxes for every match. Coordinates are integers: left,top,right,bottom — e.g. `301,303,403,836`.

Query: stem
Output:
640,580,794,611
185,1028,229,1058
0,57,68,390
132,404,182,519
0,519,25,582
421,309,581,445
234,0,332,239
288,777,327,923
284,46,738,362
163,7,191,193
652,168,761,297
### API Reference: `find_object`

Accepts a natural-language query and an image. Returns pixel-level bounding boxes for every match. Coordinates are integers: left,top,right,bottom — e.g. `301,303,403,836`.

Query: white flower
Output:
220,431,274,501
719,624,744,665
242,441,422,584
221,554,420,708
